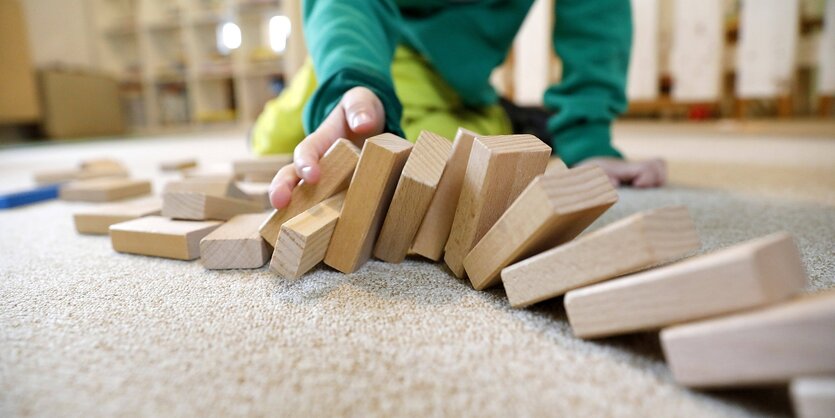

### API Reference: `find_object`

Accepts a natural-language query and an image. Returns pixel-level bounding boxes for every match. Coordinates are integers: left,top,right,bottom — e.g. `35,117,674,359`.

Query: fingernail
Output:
300,166,313,179
351,112,371,129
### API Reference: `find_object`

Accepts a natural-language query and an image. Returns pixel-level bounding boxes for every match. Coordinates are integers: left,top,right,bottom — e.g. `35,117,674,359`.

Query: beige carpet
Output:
1,123,834,417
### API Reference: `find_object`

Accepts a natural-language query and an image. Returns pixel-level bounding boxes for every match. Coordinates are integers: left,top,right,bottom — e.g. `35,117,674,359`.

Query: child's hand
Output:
269,86,385,209
577,157,667,188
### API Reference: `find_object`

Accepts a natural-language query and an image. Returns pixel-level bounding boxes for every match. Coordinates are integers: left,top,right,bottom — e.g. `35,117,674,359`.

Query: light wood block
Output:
60,178,151,202
34,165,128,186
79,158,126,172
374,131,452,263
271,192,346,279
110,216,222,260
324,134,413,273
792,377,835,418
444,134,552,277
163,178,247,200
660,290,835,387
233,155,291,180
464,166,617,290
502,205,700,308
236,182,271,210
162,192,263,221
410,128,478,261
200,213,271,269
565,232,807,339
259,139,360,246
73,197,162,235
160,158,197,172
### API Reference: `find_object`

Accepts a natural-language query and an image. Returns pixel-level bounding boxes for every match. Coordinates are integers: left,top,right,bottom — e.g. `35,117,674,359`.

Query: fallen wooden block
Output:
502,205,700,308
259,139,360,246
236,182,272,210
791,377,835,418
565,232,807,339
324,134,413,273
271,192,346,279
34,164,128,185
233,155,291,180
444,134,551,277
199,213,271,269
110,216,222,260
160,158,198,172
163,178,247,200
660,290,835,388
162,192,263,221
79,158,126,172
73,197,162,234
374,131,452,263
60,178,151,202
464,166,617,290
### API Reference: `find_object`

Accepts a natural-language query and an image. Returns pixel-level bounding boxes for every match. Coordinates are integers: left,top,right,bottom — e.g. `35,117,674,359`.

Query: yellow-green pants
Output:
251,47,512,155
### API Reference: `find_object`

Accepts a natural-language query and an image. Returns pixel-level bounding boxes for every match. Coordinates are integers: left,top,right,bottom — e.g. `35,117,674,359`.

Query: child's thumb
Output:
341,87,385,135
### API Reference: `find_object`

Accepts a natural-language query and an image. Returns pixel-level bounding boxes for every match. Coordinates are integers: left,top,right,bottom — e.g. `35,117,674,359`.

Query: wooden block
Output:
374,131,452,263
324,134,413,273
199,213,271,269
565,232,807,339
464,166,618,290
502,205,700,308
660,290,835,387
233,155,291,179
161,158,197,172
410,128,478,261
34,165,128,185
236,182,271,210
163,177,248,200
444,134,552,277
243,172,276,183
792,377,835,418
79,158,126,172
73,197,162,235
60,178,151,202
162,192,263,221
110,216,222,260
271,192,346,279
259,139,360,246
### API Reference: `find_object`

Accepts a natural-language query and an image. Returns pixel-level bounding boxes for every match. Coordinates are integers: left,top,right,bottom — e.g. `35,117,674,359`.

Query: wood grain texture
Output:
271,192,346,279
660,290,835,388
110,216,222,260
259,139,360,246
444,134,552,277
791,377,835,418
233,155,291,180
199,213,271,269
565,232,807,339
73,196,162,235
374,131,452,263
464,166,617,290
324,134,413,274
60,178,151,202
163,178,247,200
160,158,197,171
162,192,263,221
502,205,700,308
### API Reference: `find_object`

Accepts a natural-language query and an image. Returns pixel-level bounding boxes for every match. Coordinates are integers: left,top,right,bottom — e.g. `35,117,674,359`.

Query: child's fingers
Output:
293,104,350,184
269,164,301,209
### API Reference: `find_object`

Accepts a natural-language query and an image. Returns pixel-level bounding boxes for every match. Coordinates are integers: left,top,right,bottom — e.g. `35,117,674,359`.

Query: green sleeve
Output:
301,0,405,137
544,0,631,166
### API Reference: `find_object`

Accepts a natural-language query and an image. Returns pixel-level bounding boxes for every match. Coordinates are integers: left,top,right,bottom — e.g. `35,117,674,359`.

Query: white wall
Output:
20,0,97,69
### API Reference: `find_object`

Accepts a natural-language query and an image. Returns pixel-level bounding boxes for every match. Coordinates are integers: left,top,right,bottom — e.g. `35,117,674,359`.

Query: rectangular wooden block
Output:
60,178,151,202
35,162,128,185
324,134,413,273
271,192,346,279
464,166,617,290
565,232,807,339
73,197,162,235
163,178,247,200
374,131,452,263
233,155,291,180
791,377,835,418
199,213,271,269
444,134,551,277
259,139,360,246
162,192,263,221
502,205,700,308
160,158,197,172
236,182,272,210
661,290,835,388
110,216,222,260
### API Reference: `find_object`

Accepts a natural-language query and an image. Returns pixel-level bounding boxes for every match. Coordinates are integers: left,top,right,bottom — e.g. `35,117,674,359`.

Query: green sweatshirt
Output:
302,0,631,166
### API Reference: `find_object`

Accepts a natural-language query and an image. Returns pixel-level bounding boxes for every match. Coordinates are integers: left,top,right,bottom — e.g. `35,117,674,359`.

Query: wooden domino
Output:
236,182,272,210
464,166,617,290
444,134,551,277
565,232,807,339
162,192,262,221
374,131,452,263
160,158,197,171
502,205,700,308
60,178,151,202
271,192,346,279
791,377,835,418
259,139,360,246
660,290,835,387
233,154,291,180
199,213,271,269
324,134,413,274
73,197,162,235
163,178,247,200
110,216,222,260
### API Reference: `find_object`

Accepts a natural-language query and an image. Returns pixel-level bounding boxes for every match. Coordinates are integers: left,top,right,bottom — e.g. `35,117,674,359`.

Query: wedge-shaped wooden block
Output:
161,158,197,172
163,178,247,200
565,232,807,339
162,192,262,221
110,216,222,260
660,290,835,388
444,134,552,277
271,192,346,279
502,205,700,308
374,131,452,263
233,155,291,180
324,134,413,273
60,178,151,202
73,197,162,235
259,139,360,246
791,377,835,418
464,166,617,290
200,213,271,269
